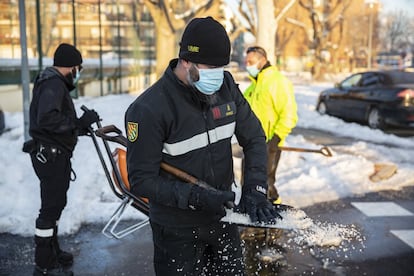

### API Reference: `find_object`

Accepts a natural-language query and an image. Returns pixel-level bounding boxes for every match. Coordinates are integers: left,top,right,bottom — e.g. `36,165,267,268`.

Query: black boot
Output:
33,265,73,276
53,225,73,266
34,219,73,275
34,236,73,276
56,250,73,267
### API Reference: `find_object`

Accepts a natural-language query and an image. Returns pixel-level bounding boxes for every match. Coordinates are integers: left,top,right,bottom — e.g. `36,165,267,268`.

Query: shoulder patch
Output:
127,122,139,142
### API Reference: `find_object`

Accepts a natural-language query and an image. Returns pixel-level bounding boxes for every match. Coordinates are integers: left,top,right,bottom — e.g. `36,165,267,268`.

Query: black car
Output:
316,70,414,129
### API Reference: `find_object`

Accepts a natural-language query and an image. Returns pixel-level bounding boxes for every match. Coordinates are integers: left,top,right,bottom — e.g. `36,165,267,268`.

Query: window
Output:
341,74,362,88
360,73,379,87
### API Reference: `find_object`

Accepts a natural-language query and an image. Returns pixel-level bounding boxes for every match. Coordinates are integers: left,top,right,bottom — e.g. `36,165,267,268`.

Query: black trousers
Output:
150,221,245,276
30,151,72,222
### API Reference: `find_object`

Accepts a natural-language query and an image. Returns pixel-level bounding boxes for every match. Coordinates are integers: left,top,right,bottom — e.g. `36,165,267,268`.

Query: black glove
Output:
238,185,282,223
78,109,100,129
188,185,235,217
77,127,90,136
273,134,281,146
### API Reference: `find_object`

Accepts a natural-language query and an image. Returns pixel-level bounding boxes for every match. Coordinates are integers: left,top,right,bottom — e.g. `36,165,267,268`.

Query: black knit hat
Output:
179,17,230,66
53,43,83,67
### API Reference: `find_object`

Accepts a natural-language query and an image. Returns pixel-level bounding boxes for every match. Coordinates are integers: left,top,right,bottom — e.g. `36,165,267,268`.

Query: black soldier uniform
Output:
25,43,99,276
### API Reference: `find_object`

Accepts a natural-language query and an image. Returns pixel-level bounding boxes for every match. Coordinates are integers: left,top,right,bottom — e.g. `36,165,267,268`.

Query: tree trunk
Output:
256,0,276,64
154,20,178,77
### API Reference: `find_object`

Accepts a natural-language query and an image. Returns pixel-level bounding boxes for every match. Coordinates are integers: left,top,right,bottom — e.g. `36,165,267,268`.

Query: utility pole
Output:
368,6,373,69
18,0,31,141
35,0,43,74
117,0,122,94
98,0,104,96
365,0,377,69
71,0,78,98
72,0,77,47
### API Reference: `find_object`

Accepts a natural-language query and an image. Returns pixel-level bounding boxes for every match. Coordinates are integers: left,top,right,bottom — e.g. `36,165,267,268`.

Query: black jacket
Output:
125,59,267,227
29,67,79,153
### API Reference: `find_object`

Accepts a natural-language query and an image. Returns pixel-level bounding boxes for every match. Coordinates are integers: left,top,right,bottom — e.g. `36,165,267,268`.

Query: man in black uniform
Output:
125,17,280,276
25,43,99,276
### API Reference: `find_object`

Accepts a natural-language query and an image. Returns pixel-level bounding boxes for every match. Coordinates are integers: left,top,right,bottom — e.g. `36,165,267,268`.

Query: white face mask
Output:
246,63,260,78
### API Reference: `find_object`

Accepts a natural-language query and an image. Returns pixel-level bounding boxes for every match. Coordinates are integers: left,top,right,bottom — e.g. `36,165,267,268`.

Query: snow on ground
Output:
1,81,413,238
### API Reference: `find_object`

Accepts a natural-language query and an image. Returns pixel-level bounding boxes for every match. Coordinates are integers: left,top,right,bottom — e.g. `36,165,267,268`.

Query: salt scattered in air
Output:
222,207,361,248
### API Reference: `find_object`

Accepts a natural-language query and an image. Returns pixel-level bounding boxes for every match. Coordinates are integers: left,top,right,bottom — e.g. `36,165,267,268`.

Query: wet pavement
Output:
1,186,414,276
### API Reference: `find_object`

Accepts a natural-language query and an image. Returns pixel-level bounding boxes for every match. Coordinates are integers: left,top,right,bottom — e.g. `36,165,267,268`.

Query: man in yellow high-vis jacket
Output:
243,46,298,203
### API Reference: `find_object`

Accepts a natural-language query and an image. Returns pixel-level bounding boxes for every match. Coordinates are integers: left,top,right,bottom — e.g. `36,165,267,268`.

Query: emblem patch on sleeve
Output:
127,122,139,142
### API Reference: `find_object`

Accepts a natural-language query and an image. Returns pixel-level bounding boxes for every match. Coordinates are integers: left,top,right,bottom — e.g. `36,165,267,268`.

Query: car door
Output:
345,73,380,121
329,73,362,118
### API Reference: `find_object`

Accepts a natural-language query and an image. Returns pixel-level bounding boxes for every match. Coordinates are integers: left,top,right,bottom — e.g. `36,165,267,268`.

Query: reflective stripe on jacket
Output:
243,66,298,145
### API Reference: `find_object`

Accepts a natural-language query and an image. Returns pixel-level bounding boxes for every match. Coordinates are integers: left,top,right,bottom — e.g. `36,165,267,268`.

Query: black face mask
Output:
63,70,76,91
65,72,74,84
64,67,80,85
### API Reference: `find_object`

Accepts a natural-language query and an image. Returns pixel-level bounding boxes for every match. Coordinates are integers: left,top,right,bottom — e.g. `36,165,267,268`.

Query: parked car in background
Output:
0,106,5,135
316,70,414,129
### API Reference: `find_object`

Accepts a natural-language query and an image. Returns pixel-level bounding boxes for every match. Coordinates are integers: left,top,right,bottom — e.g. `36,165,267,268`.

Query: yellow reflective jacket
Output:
243,65,298,145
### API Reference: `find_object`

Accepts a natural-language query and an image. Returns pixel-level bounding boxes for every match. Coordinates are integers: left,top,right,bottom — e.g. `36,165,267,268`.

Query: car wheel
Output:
317,101,327,115
367,107,384,129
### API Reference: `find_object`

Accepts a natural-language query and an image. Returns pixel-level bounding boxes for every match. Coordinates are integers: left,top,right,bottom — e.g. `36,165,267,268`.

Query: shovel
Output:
279,146,333,157
94,124,333,158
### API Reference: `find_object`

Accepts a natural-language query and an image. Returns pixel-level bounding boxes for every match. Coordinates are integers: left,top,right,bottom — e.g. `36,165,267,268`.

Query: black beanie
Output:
179,17,230,66
53,43,83,67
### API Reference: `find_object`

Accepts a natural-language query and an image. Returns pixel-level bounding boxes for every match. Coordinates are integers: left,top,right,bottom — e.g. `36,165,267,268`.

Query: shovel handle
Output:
95,125,128,147
279,146,332,157
160,163,235,209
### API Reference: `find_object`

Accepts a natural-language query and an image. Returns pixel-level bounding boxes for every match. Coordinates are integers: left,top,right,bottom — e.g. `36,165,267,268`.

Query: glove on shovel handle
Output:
81,105,102,129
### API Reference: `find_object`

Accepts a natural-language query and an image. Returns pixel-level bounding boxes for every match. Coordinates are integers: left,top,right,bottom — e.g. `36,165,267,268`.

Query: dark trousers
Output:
266,136,282,200
30,152,71,222
31,151,71,269
150,221,245,276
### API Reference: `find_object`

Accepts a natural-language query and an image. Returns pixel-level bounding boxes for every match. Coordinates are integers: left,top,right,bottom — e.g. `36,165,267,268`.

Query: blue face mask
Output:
194,67,224,95
73,68,81,85
246,63,260,78
70,67,81,85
